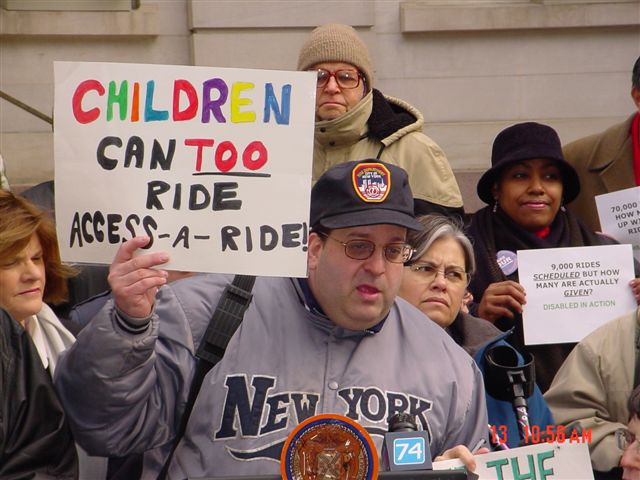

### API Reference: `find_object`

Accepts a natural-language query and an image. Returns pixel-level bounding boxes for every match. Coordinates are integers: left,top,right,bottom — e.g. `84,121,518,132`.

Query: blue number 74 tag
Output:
393,437,425,465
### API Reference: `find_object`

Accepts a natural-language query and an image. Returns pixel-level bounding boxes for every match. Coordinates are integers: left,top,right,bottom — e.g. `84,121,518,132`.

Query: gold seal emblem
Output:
280,414,379,480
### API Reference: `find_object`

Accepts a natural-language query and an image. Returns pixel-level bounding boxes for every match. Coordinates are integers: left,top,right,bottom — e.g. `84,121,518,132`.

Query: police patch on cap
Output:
352,162,390,203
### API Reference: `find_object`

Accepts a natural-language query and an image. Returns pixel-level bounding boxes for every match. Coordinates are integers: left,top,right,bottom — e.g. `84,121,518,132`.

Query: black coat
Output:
466,206,618,392
0,309,77,479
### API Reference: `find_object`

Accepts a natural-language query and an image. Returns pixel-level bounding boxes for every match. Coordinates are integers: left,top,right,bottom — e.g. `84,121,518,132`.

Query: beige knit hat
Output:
297,23,373,90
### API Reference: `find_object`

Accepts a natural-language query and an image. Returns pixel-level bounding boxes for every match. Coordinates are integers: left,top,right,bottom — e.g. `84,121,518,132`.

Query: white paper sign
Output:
433,442,594,479
54,61,316,277
595,186,640,262
518,244,636,344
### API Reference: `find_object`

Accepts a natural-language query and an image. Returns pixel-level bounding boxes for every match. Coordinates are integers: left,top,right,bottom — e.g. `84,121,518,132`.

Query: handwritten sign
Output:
433,442,594,479
518,244,636,344
54,61,316,277
595,186,640,262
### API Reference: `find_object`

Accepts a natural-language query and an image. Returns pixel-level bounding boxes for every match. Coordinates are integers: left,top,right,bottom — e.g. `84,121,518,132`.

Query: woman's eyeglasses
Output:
314,69,362,90
407,263,469,286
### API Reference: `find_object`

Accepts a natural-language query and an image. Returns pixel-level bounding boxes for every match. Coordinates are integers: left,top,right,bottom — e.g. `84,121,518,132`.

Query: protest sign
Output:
54,61,315,277
518,244,636,344
595,186,640,262
433,442,594,480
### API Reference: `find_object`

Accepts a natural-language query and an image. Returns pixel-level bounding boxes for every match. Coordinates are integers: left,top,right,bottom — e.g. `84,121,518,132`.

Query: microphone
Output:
483,344,535,443
380,412,432,471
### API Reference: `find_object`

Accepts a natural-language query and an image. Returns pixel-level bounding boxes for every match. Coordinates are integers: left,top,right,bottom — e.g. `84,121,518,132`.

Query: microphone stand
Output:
483,344,535,444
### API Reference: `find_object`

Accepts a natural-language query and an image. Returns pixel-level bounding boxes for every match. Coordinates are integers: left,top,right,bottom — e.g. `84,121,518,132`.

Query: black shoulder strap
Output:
157,274,256,480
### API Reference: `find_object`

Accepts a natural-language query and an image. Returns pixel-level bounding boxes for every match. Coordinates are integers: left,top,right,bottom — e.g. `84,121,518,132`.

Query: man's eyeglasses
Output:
314,69,362,90
407,263,469,286
319,233,413,263
616,428,640,453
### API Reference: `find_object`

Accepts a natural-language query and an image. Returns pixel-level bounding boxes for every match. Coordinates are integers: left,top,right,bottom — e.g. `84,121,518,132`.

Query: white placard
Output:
595,186,640,262
54,61,316,277
433,442,594,479
518,244,636,344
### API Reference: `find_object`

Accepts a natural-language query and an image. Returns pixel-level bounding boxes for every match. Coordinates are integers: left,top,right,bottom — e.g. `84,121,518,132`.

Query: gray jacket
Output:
55,274,488,478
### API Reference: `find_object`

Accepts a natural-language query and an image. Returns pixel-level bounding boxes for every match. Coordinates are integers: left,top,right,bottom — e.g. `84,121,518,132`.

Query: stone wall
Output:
1,0,638,212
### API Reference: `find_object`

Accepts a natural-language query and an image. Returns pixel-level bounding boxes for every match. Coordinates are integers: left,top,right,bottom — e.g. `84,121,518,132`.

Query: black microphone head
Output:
388,412,418,432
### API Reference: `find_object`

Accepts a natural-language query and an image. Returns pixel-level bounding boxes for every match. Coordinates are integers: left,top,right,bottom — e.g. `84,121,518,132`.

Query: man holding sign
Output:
55,160,488,477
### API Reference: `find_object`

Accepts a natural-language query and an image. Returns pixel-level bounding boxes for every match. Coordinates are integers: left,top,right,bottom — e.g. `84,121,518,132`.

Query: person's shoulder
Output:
579,308,636,346
393,298,475,361
0,308,23,343
393,297,440,330
456,312,503,355
22,179,54,197
563,115,633,161
164,273,286,309
165,273,237,298
21,180,55,214
69,290,113,329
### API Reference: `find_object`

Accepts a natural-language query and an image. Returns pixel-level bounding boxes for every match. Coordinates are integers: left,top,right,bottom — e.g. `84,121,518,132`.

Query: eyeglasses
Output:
407,263,469,286
319,233,414,263
314,69,362,90
616,428,640,453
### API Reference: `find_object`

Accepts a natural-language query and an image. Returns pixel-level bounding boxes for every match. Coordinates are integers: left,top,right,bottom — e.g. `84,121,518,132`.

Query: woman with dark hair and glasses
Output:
399,214,553,449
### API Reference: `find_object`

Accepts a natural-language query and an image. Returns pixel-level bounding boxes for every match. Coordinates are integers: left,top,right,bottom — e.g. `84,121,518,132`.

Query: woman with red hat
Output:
466,122,640,392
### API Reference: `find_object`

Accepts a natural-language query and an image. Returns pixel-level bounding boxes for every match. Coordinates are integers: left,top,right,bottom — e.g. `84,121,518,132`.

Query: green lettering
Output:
537,450,555,479
107,80,128,121
512,454,536,480
486,458,509,480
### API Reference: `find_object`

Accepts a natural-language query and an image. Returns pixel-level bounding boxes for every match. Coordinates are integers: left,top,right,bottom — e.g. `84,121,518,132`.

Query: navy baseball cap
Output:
310,160,422,231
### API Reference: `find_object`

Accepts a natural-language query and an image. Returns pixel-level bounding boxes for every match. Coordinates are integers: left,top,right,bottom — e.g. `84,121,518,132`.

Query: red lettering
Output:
215,141,238,173
184,138,214,172
173,79,198,121
242,140,268,170
72,79,105,124
185,138,269,174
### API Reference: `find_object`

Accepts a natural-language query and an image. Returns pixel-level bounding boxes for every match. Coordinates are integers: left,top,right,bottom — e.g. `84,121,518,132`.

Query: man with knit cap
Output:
298,23,465,219
56,159,488,477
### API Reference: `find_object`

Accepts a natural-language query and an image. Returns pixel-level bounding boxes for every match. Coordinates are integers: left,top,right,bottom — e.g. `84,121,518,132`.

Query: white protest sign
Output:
54,61,316,277
595,186,640,262
433,442,594,479
518,244,636,344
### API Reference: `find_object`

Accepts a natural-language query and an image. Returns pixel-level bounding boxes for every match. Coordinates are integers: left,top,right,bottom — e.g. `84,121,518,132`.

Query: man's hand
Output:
108,236,170,319
477,280,526,323
434,445,490,472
